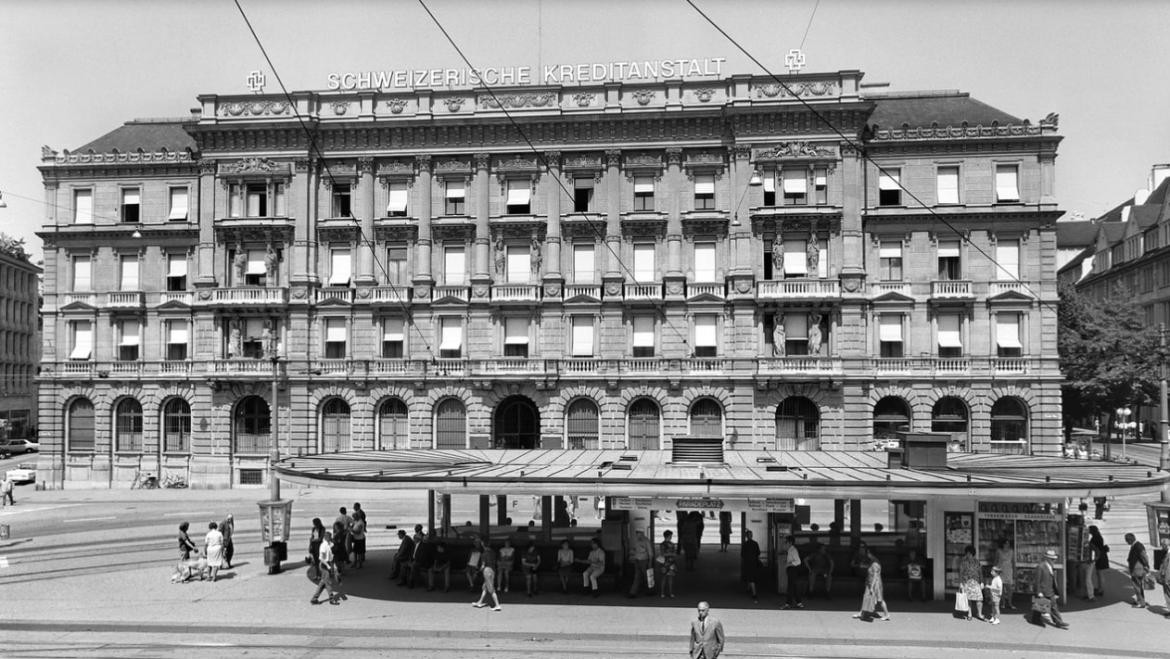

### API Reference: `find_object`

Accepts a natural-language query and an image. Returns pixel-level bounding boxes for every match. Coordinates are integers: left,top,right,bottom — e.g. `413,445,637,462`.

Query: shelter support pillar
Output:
497,495,508,526
479,495,490,539
833,500,846,545
850,500,862,541
427,489,435,534
440,494,451,536
541,496,553,542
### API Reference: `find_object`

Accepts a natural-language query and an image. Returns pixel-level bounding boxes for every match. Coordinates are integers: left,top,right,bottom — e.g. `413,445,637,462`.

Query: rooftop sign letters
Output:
326,57,727,91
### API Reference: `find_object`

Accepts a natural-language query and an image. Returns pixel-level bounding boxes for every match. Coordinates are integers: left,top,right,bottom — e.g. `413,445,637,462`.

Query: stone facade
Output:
36,70,1064,488
0,249,40,438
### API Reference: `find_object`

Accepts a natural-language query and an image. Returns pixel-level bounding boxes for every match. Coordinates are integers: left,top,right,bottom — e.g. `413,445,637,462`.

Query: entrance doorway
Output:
494,396,540,449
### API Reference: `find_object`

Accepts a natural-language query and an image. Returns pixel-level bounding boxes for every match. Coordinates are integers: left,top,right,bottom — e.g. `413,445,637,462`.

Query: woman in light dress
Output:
957,544,985,621
854,548,891,621
204,521,225,583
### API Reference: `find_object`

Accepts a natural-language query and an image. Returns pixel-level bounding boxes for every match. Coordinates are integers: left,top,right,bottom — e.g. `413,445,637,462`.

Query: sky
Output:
2,0,1168,262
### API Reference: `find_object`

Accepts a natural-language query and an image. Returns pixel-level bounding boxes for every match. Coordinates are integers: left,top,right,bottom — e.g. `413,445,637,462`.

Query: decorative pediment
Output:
871,291,915,304
986,290,1035,304
562,153,603,172
753,142,837,162
681,213,729,237
489,219,546,239
684,151,727,173
374,220,419,243
623,153,663,170
221,157,289,176
621,214,668,239
431,219,476,242
378,160,415,178
494,155,540,173
433,158,471,175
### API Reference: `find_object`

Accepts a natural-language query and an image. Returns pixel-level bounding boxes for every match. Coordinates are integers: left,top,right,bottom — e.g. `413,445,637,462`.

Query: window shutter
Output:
122,188,140,205
70,321,93,359
506,245,530,282
573,244,595,282
506,179,531,205
325,318,346,343
782,169,807,193
73,257,92,291
444,247,466,284
119,322,140,346
995,240,1020,280
247,250,267,275
996,313,1022,348
938,241,960,258
879,242,902,258
937,167,959,204
763,173,776,193
878,171,900,190
571,316,594,356
634,177,654,193
74,190,93,224
879,315,902,342
633,316,654,347
387,181,409,213
120,256,139,290
818,240,828,278
694,243,716,281
633,244,655,281
440,318,462,351
784,239,807,275
167,254,188,277
694,315,718,347
504,317,529,345
694,175,715,195
245,319,266,338
383,317,404,341
938,314,962,347
168,320,189,344
784,313,808,339
445,180,465,198
168,188,189,220
995,165,1019,201
329,249,352,284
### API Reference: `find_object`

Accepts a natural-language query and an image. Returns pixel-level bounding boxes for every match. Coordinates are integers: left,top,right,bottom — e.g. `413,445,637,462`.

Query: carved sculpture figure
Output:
808,313,823,355
530,235,543,277
261,320,274,358
233,241,248,282
772,313,786,357
771,235,784,276
228,319,243,358
806,235,819,275
265,243,279,282
494,234,506,276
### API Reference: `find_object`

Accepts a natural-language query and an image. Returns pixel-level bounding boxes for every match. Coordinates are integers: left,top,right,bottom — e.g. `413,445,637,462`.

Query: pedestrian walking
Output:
1,474,15,506
718,511,732,552
627,528,655,598
578,537,605,597
658,530,678,598
472,541,502,611
204,521,224,583
307,518,326,579
1125,532,1151,608
220,514,235,569
780,535,804,609
853,547,891,621
1033,548,1068,629
689,601,724,659
1157,537,1170,619
310,531,347,605
741,529,761,604
987,565,1003,624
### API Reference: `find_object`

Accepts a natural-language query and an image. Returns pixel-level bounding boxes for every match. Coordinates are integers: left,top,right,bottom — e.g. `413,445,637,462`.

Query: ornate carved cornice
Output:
473,153,491,171
752,80,839,99
434,158,471,176
867,122,1052,142
683,151,726,174
479,92,558,109
377,159,415,179
753,142,837,162
219,99,291,117
357,157,376,175
220,157,290,177
665,148,683,166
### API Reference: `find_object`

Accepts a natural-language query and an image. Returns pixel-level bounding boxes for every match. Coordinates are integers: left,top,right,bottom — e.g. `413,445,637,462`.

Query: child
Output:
497,538,515,593
904,549,925,602
987,565,1003,624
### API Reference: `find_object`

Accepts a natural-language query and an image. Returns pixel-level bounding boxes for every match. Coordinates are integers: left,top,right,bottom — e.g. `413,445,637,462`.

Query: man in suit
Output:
689,601,725,659
1033,548,1069,629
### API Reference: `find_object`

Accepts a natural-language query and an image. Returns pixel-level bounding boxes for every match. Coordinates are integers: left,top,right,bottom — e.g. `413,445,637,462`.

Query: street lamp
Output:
258,325,291,575
1116,407,1132,462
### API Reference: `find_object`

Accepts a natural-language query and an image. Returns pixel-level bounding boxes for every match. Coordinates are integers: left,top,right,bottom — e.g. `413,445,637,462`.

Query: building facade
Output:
0,247,40,439
36,69,1063,488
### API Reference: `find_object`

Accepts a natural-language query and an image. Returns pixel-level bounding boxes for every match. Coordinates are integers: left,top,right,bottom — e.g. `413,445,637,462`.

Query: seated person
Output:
174,549,210,583
428,540,452,592
412,534,437,589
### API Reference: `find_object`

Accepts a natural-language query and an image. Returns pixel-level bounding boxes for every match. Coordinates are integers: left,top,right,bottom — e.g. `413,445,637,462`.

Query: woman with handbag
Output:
957,545,985,621
1157,537,1170,618
1125,532,1150,608
853,548,891,621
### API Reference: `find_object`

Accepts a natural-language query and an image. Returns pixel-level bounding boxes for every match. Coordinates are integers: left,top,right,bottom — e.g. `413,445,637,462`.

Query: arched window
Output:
162,398,191,453
627,398,661,450
990,397,1028,454
114,399,143,452
873,396,911,441
776,396,820,450
434,398,466,449
67,398,95,453
690,398,723,437
566,398,600,450
379,398,409,450
321,398,351,453
931,396,969,451
234,396,271,454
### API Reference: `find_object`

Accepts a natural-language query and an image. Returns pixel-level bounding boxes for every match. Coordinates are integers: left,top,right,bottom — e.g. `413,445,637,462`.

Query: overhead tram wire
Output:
684,0,1056,312
233,0,436,359
799,0,820,50
416,0,705,351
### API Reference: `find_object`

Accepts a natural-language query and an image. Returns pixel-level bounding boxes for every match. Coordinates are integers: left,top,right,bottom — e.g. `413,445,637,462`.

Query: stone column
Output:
544,151,563,280
473,153,492,281
604,150,623,280
415,155,434,284
195,160,218,288
665,148,684,277
355,157,377,286
291,159,314,285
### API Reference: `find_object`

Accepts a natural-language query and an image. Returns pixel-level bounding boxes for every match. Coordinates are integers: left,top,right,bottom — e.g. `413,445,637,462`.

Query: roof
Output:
274,449,1168,501
1131,205,1163,229
1100,222,1127,243
1093,177,1170,223
74,118,196,154
1055,221,1098,248
865,91,1021,129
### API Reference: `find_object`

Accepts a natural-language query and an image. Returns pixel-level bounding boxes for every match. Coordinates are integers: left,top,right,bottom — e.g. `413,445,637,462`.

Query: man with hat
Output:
1033,548,1069,629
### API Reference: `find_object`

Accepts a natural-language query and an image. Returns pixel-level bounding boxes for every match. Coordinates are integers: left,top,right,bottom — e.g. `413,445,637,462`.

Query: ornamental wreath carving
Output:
753,81,837,99
224,157,282,175
384,99,408,114
220,100,290,117
572,93,595,107
480,92,557,109
755,142,834,160
632,89,656,106
442,97,466,112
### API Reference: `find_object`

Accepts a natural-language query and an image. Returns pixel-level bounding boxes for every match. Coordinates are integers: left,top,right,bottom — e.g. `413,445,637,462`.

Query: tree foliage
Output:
0,233,31,262
1059,283,1165,447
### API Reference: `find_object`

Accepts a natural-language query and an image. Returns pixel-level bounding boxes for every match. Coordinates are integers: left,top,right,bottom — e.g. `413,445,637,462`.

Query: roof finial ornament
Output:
247,69,266,94
784,49,806,74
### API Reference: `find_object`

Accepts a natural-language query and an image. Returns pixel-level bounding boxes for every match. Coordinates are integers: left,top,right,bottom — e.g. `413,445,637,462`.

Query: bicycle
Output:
163,474,188,489
131,471,158,489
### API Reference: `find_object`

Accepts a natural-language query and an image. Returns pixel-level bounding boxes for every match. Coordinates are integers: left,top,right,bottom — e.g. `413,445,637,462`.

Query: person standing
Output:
957,545,985,621
1125,532,1151,608
807,543,835,599
780,535,804,609
178,522,197,562
0,474,14,506
680,514,699,571
472,541,502,611
204,522,224,583
718,511,732,552
1087,526,1108,600
307,518,326,579
350,512,367,569
521,542,541,596
497,538,515,593
658,530,678,598
741,529,761,604
627,529,655,598
220,514,235,569
994,538,1015,610
853,547,891,621
333,507,353,566
987,566,1003,625
689,601,725,659
1033,548,1069,628
1157,537,1170,619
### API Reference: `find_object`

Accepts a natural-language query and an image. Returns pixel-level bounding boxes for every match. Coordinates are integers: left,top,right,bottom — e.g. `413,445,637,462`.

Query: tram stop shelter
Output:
275,441,1168,601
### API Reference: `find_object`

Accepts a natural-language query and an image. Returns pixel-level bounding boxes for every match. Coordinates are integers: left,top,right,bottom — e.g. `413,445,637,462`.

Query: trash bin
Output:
0,524,9,540
263,541,288,566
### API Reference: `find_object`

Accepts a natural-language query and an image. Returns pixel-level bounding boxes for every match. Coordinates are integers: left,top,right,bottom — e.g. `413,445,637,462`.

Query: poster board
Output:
943,511,974,591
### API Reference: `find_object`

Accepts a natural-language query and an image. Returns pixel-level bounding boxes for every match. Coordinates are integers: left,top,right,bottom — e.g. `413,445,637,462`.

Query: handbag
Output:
1144,573,1157,590
954,591,970,614
1031,595,1052,615
645,567,656,589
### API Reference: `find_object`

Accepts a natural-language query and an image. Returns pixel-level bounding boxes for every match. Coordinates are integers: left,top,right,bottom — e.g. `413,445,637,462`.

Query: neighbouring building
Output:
0,243,41,441
36,68,1067,490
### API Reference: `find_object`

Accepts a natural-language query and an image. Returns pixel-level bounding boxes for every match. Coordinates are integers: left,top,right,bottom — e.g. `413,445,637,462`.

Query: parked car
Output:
6,462,36,484
0,439,39,457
